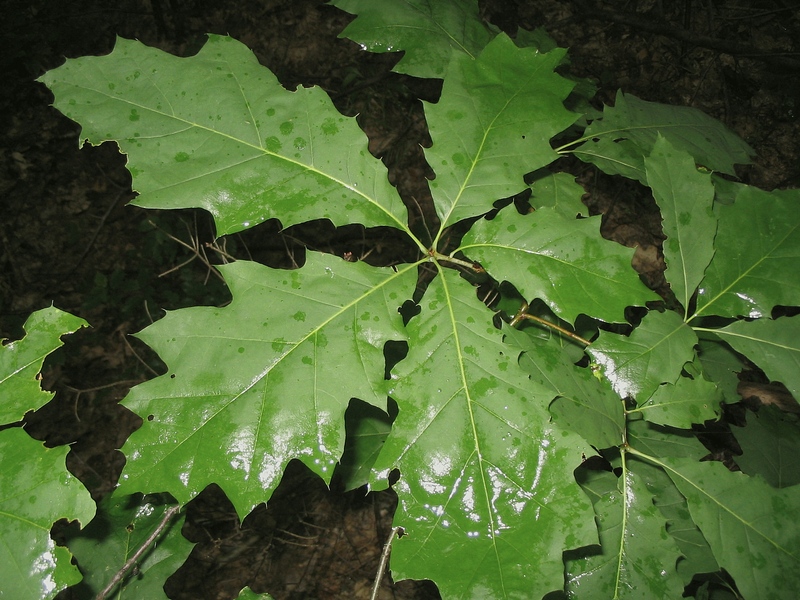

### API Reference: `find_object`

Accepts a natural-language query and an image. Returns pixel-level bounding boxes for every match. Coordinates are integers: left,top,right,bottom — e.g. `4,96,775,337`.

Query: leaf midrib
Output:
57,77,419,246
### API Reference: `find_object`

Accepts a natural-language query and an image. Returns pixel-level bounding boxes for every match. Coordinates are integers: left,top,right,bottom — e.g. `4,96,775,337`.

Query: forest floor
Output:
1,0,799,598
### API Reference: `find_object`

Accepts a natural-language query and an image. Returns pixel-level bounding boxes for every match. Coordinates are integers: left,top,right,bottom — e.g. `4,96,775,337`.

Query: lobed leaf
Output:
117,255,414,516
236,588,274,600
504,327,624,450
589,310,697,403
634,356,721,429
570,136,648,185
733,407,800,488
645,136,716,313
570,92,754,183
658,456,800,600
0,429,95,600
706,316,800,398
565,456,685,599
331,0,495,79
630,456,720,583
694,184,800,319
425,34,577,230
627,419,709,461
695,334,746,404
374,267,596,599
0,307,92,600
38,35,411,237
461,207,659,324
0,306,87,424
528,172,589,218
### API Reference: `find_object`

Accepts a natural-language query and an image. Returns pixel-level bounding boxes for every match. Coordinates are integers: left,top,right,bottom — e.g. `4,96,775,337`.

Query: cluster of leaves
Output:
2,1,799,598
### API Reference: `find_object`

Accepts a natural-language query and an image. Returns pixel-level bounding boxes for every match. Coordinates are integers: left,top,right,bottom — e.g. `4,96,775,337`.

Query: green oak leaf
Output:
656,455,800,600
528,172,590,218
634,357,721,429
588,310,697,403
631,462,719,583
627,419,708,461
461,207,658,325
694,184,800,319
66,494,189,599
570,136,648,184
645,136,716,313
117,254,414,516
373,267,596,599
236,587,274,600
514,26,559,53
331,0,495,78
0,429,95,600
504,327,624,450
1,306,87,424
425,34,577,230
38,35,411,237
733,406,800,488
696,334,746,404
569,91,754,183
336,399,393,491
703,316,800,398
0,307,92,600
565,455,685,599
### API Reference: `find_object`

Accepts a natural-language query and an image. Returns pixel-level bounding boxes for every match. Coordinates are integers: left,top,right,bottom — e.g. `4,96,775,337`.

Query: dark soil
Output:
1,0,798,598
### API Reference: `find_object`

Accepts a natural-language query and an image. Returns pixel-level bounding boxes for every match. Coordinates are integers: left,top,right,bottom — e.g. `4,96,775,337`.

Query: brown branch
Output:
95,504,182,600
510,301,591,347
370,526,403,600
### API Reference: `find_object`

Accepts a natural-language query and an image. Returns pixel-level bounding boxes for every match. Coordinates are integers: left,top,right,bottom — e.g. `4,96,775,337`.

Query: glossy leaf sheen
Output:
504,327,624,450
0,306,87,424
38,35,409,236
425,35,577,229
694,184,800,319
0,429,95,600
589,310,697,402
635,369,721,429
332,0,495,78
374,268,597,599
565,458,685,599
662,456,800,600
0,306,92,600
461,207,658,324
710,316,800,398
645,136,716,313
118,255,413,516
35,21,800,600
67,494,190,599
236,587,275,600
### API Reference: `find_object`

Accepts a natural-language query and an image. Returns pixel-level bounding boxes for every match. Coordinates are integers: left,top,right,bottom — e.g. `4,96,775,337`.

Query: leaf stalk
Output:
510,302,591,347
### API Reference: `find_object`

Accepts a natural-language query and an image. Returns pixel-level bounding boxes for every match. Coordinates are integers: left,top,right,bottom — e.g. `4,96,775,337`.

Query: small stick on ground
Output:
370,526,403,600
95,504,182,600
